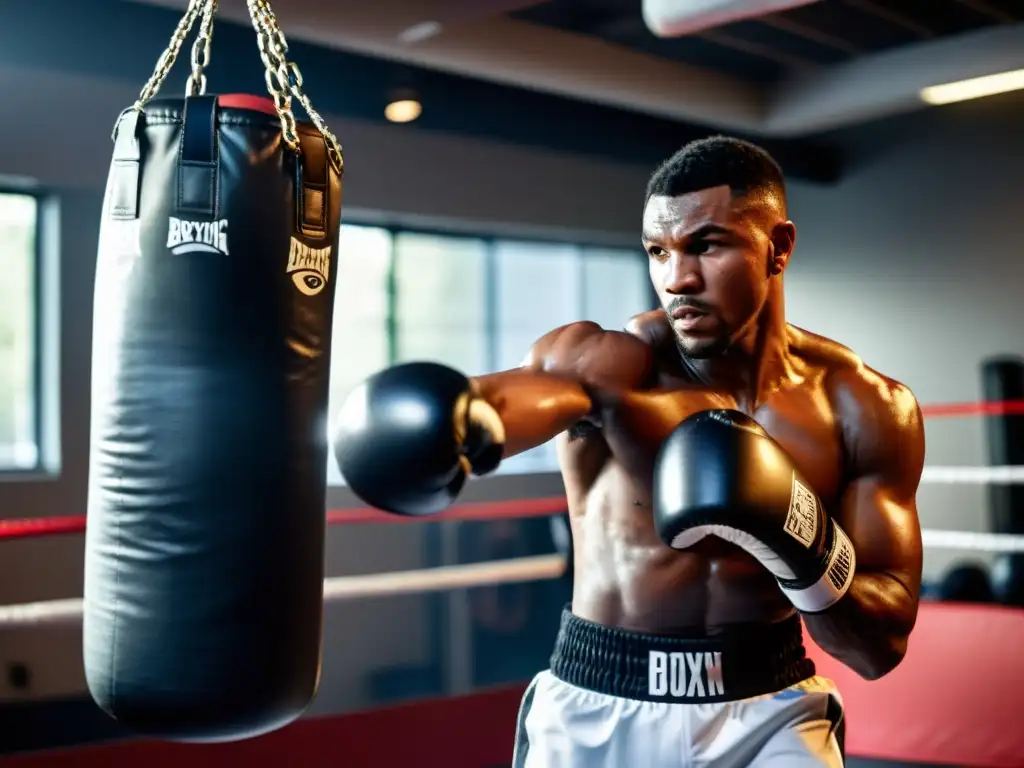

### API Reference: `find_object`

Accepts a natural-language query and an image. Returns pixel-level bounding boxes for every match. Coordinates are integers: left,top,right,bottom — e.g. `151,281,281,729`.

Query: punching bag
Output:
84,1,345,742
982,357,1024,534
982,357,1024,606
936,563,994,603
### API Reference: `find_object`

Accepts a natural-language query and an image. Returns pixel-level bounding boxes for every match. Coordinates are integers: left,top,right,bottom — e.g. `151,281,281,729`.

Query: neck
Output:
682,288,792,411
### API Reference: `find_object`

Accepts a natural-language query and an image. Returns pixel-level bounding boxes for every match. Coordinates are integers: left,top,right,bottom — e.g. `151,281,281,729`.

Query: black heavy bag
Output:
85,93,341,740
982,357,1024,534
981,357,1024,606
936,563,994,603
84,4,345,740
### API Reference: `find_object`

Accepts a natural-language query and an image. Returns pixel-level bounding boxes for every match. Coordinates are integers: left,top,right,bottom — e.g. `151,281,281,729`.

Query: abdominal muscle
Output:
566,464,795,635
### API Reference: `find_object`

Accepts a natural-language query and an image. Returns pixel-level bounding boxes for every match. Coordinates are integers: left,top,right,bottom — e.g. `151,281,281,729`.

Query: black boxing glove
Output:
332,362,505,516
653,409,856,613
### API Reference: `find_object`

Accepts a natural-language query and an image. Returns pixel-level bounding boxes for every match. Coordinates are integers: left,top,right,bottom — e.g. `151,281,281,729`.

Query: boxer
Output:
334,136,924,766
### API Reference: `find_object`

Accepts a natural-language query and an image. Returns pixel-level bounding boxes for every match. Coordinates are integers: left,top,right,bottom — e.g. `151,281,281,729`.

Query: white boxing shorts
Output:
512,609,845,767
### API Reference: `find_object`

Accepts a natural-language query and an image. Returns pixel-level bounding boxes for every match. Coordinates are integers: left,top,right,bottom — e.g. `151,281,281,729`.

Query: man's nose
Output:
662,253,703,295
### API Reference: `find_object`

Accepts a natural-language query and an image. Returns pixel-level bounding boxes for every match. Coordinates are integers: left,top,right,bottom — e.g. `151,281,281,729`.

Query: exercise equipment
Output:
936,563,994,603
84,0,344,742
982,357,1024,606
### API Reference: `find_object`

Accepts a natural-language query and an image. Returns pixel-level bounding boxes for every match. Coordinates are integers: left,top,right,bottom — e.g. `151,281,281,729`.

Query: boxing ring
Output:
1,398,1024,767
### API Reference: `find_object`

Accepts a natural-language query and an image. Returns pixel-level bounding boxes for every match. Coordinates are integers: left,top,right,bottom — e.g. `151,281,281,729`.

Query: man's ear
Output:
769,221,796,275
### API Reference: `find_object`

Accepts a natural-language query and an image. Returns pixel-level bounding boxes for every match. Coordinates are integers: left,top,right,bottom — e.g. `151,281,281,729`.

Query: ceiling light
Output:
385,98,422,123
398,21,443,44
920,69,1024,106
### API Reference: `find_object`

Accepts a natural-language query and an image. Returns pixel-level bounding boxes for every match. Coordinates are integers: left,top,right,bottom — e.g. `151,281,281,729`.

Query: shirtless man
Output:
333,136,924,767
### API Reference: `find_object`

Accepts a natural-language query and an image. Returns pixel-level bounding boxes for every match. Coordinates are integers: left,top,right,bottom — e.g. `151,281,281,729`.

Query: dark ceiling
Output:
17,0,1023,186
2,0,841,182
513,0,1024,84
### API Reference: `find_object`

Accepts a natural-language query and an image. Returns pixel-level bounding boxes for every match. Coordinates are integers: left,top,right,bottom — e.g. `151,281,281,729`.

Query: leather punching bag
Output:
982,357,1024,606
84,92,343,741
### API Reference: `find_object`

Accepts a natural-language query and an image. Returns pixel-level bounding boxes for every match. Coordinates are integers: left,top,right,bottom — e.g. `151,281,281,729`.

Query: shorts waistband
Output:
549,608,815,704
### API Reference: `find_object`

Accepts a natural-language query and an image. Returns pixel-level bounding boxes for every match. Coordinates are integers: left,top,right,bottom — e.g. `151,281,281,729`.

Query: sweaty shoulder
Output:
793,326,924,489
521,321,654,392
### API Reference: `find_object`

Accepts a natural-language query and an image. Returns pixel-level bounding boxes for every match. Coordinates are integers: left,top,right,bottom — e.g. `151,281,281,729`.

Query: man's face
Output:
643,185,777,358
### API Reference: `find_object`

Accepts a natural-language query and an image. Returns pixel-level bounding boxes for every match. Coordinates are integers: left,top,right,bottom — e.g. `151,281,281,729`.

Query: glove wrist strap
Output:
779,522,857,613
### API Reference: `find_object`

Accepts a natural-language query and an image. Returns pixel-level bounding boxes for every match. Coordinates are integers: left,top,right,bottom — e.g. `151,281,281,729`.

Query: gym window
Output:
0,192,43,472
328,223,652,479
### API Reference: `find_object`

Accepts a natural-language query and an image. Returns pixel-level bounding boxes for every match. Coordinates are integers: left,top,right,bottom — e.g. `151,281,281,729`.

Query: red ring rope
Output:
919,399,1024,418
0,398,1019,543
0,496,569,542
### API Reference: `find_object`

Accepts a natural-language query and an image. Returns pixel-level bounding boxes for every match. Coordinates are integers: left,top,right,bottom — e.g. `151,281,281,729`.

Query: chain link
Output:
130,0,343,175
185,0,217,97
245,0,345,175
133,0,208,110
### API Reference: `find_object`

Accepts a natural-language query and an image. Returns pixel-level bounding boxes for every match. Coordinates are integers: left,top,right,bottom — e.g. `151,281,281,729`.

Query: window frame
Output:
345,219,653,373
0,187,48,476
336,219,653,478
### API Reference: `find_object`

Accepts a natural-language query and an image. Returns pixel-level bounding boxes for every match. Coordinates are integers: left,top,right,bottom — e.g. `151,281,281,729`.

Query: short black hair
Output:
645,136,786,210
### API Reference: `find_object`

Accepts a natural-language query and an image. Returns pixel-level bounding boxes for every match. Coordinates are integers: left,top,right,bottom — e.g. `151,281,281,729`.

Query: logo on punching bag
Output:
286,237,332,296
166,217,230,256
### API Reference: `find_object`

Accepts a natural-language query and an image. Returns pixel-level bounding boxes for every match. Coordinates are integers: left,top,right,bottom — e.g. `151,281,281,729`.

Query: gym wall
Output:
1,0,1023,720
785,97,1024,580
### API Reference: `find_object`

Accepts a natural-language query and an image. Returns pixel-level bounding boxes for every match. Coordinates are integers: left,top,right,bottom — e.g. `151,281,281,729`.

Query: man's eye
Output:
687,240,714,255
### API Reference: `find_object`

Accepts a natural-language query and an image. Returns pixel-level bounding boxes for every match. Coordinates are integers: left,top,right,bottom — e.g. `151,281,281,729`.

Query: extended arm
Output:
333,321,652,515
472,321,653,457
801,378,925,679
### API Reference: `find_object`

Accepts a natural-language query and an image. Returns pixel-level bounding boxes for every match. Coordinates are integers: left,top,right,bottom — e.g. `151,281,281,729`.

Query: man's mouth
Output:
671,307,712,331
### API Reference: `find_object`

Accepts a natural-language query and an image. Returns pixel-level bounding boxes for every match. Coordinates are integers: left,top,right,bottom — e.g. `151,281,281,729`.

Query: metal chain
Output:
185,0,218,97
247,2,299,152
287,66,346,176
133,0,209,110
128,0,343,175
245,0,345,174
